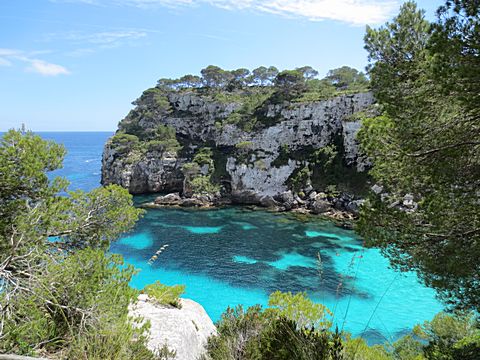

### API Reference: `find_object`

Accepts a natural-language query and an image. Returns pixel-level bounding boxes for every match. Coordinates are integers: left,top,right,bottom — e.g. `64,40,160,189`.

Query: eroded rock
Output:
129,296,216,360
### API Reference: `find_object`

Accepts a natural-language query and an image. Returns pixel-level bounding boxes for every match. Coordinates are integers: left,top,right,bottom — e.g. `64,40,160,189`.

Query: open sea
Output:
38,131,444,345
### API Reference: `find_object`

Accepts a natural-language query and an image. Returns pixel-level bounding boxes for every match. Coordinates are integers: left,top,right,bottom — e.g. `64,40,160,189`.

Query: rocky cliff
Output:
102,88,375,213
130,295,216,360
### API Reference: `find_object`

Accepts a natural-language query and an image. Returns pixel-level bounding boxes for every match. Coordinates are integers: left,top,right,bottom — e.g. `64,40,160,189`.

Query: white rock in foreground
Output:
130,296,216,360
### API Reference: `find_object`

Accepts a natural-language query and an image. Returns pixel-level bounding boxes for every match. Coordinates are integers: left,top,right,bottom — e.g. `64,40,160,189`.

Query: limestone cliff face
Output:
102,90,374,202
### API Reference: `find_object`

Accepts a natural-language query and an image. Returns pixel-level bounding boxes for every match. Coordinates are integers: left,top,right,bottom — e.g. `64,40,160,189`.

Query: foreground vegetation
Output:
0,130,170,359
203,292,479,360
357,0,480,311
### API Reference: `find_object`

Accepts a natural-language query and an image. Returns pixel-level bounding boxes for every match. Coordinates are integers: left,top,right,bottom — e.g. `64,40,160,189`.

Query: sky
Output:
0,0,441,131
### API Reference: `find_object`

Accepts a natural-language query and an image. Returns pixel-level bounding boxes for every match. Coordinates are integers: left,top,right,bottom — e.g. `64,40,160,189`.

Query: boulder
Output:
275,190,295,210
154,192,182,205
310,199,332,214
304,184,314,194
345,199,365,216
260,195,280,208
232,190,261,205
129,296,216,360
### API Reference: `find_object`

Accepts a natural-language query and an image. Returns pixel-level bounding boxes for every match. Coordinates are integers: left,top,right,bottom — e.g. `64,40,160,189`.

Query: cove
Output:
111,206,444,345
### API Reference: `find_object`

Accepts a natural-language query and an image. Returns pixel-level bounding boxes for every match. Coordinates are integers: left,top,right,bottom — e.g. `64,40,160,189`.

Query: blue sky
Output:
0,0,441,131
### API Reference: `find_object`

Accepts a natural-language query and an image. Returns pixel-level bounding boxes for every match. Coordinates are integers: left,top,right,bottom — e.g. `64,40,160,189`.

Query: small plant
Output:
289,166,311,193
325,184,340,197
142,281,185,309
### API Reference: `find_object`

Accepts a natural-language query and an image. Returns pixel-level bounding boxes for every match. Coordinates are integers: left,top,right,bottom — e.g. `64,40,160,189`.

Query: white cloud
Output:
42,29,150,56
0,48,21,56
0,48,70,76
64,30,148,47
53,0,398,25
26,59,70,76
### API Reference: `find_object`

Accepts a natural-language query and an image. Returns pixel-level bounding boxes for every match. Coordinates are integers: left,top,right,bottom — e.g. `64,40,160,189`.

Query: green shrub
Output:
193,147,214,168
289,166,311,193
0,249,157,359
413,312,480,360
257,317,343,360
205,300,340,360
111,133,139,148
267,291,332,331
190,175,220,195
143,281,185,309
205,305,267,360
343,337,391,360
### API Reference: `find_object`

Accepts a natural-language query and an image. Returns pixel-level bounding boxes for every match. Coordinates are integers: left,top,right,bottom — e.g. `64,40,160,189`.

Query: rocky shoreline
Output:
143,188,364,227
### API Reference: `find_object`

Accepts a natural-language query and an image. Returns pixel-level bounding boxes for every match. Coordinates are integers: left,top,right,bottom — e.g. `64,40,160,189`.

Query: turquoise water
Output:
36,132,444,345
111,207,444,345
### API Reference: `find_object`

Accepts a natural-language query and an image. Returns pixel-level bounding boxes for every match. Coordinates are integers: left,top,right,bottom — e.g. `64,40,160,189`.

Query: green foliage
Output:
325,66,369,91
222,89,274,131
143,281,185,308
1,248,157,359
205,293,339,360
289,166,311,193
142,87,172,111
266,291,332,331
413,312,480,360
358,1,480,310
293,78,337,102
251,66,279,86
205,290,478,360
110,132,140,153
0,130,151,358
193,147,214,168
181,161,201,175
273,69,307,101
145,124,181,153
256,317,343,360
205,305,266,360
343,337,391,360
182,147,220,196
201,65,233,88
392,335,425,360
190,175,221,195
271,144,290,167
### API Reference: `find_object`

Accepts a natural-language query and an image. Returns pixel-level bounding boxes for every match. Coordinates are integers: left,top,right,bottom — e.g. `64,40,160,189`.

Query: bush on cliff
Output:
143,281,186,309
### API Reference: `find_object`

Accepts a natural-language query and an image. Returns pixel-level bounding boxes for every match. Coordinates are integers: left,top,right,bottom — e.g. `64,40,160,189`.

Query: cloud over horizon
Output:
52,0,399,26
0,48,70,76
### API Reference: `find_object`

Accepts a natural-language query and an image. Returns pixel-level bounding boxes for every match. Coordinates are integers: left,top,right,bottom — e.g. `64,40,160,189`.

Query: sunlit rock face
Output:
129,295,216,360
102,91,374,200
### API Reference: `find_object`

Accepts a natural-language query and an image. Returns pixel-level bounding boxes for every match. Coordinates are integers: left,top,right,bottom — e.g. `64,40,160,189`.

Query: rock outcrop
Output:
102,89,375,210
129,295,216,360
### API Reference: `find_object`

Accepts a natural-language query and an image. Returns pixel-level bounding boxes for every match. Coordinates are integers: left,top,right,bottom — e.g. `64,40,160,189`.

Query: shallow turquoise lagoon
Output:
111,206,444,345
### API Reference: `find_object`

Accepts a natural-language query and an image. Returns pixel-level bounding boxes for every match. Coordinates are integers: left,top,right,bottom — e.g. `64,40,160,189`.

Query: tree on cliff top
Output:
325,66,369,91
358,1,480,311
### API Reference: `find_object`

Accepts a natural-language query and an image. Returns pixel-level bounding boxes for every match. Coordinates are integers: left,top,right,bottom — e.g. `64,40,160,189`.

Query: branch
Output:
407,141,480,158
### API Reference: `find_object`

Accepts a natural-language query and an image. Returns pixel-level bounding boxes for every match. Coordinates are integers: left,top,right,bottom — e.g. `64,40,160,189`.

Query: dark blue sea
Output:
37,132,444,345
